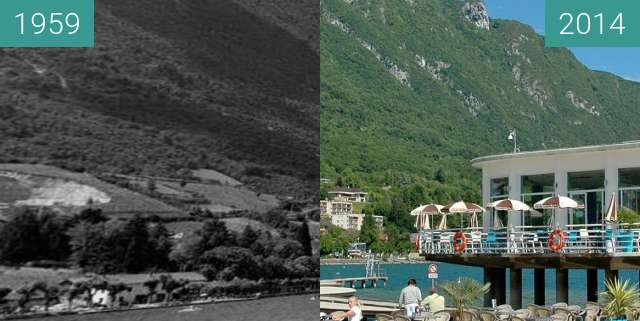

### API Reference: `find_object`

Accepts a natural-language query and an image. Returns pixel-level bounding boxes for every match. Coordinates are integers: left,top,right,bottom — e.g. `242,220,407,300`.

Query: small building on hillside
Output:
328,187,368,203
331,213,383,231
320,200,353,217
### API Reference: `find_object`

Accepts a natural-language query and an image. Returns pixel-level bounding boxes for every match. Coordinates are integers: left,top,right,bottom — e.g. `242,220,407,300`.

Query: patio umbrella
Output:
486,199,533,228
605,192,617,223
411,204,443,230
533,195,584,227
442,201,485,229
437,213,451,230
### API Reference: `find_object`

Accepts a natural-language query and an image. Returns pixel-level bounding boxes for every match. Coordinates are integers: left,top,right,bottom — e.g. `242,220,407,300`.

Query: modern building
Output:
331,213,383,231
320,200,353,217
472,141,640,229
419,141,640,310
328,187,368,203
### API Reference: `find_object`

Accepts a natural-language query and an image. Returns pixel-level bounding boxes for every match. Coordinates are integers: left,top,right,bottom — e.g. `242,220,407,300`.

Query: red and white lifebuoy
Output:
548,229,566,252
453,231,467,253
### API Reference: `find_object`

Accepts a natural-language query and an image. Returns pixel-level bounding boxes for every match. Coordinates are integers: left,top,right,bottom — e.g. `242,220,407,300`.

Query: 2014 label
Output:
15,12,80,35
559,12,626,35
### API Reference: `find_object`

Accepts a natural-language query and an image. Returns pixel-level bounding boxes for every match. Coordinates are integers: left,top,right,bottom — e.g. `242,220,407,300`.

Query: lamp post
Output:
508,129,520,153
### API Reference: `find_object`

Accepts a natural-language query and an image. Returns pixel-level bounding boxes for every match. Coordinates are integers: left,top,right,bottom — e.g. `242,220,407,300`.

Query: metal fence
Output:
419,223,640,255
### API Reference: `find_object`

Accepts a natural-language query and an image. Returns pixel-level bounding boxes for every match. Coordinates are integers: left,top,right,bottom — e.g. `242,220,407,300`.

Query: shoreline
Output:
0,291,319,320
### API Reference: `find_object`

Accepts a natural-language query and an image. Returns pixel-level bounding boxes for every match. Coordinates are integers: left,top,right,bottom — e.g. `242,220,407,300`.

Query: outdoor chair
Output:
496,304,514,313
469,232,483,253
584,302,601,321
377,314,394,321
509,232,526,254
526,233,543,253
461,310,481,321
553,307,574,321
479,311,498,321
432,311,452,321
485,231,497,253
534,306,553,318
551,313,571,321
578,229,592,252
439,233,453,254
567,231,579,251
514,308,532,319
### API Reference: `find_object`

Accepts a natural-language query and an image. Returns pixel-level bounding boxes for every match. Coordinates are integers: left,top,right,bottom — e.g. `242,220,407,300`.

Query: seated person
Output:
421,287,445,312
332,296,363,321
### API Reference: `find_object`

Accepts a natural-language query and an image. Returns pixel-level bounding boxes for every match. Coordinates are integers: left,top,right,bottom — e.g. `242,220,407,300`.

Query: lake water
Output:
321,263,640,306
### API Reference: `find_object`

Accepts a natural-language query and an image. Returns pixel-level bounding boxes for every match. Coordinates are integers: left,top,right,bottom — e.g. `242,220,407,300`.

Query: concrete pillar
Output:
495,268,507,305
484,268,496,307
510,268,523,309
508,172,522,227
483,170,490,231
587,269,598,303
604,157,618,211
556,269,569,304
534,268,546,305
605,269,619,282
555,170,568,228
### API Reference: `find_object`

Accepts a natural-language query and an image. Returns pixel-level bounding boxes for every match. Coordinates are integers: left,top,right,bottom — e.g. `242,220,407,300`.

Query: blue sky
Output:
485,0,640,82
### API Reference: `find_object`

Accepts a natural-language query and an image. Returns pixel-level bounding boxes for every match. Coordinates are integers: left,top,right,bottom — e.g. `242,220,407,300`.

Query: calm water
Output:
321,263,640,306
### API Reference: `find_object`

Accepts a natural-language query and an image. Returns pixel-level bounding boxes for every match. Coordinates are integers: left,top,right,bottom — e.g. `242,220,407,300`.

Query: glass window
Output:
568,170,604,191
521,174,555,194
522,193,552,226
490,177,509,197
621,189,640,214
620,168,640,188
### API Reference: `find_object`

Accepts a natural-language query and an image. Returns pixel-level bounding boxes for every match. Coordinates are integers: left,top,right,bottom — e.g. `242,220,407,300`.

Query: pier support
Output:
587,269,598,303
495,268,507,305
534,268,545,305
484,268,494,307
605,269,618,282
510,268,522,309
556,269,569,304
484,268,506,306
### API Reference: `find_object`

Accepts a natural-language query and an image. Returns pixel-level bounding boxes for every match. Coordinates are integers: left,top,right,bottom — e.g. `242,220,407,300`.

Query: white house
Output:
472,141,640,229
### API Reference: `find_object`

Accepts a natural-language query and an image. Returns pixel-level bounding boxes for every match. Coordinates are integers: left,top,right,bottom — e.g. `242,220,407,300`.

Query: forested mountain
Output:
0,0,319,201
321,0,640,202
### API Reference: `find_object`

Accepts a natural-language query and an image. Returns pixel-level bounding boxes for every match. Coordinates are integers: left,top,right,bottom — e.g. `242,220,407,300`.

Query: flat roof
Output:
472,141,640,167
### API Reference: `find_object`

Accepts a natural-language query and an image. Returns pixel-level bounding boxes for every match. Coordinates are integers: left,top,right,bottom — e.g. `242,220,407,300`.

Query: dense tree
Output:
297,221,313,256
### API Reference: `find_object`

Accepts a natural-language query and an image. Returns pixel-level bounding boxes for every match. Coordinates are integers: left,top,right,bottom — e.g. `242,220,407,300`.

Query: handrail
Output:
419,224,640,256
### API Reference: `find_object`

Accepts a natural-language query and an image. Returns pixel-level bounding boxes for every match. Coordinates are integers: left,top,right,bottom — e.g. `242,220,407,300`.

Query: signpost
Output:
427,263,438,288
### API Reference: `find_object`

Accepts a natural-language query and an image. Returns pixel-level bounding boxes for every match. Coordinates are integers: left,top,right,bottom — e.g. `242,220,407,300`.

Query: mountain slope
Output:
320,0,640,191
0,0,319,200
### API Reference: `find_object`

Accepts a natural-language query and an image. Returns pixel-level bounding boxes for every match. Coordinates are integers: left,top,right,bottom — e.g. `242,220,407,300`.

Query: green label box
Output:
0,0,94,47
545,0,640,47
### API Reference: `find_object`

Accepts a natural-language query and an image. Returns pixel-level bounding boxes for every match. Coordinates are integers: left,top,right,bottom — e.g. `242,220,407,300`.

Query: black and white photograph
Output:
0,0,319,320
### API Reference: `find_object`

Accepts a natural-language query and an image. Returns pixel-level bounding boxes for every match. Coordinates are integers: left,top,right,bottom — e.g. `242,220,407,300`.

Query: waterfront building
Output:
420,141,640,309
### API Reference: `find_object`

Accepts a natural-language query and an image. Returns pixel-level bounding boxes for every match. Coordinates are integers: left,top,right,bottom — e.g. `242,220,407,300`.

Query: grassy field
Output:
0,267,81,290
34,294,317,321
165,218,280,237
0,164,185,218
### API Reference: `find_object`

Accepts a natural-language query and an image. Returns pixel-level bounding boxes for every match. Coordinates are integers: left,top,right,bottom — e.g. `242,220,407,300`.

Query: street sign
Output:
428,263,438,279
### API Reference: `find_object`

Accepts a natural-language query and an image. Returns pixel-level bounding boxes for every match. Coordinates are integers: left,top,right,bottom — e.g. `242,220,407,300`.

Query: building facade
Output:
327,187,368,203
331,213,384,231
472,141,640,229
320,200,353,217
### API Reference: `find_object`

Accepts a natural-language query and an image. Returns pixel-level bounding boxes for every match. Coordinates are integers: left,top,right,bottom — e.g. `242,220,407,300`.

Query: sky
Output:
484,0,640,82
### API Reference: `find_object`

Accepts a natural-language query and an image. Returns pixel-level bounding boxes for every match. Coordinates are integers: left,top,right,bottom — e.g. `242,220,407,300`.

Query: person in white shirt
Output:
399,278,422,318
332,296,363,321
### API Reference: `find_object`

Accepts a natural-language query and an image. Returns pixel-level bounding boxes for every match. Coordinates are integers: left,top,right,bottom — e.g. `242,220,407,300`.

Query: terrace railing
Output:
419,223,640,256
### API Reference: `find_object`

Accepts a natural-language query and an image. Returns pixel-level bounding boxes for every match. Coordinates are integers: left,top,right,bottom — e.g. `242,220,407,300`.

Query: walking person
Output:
399,278,422,318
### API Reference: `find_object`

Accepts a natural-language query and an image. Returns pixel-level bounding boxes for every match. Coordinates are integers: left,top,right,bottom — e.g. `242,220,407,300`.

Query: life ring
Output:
453,231,467,253
548,229,566,252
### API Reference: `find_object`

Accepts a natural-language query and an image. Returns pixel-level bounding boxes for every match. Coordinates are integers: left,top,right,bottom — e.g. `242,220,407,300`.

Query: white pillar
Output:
555,170,568,227
508,171,522,227
482,170,490,231
605,156,618,212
